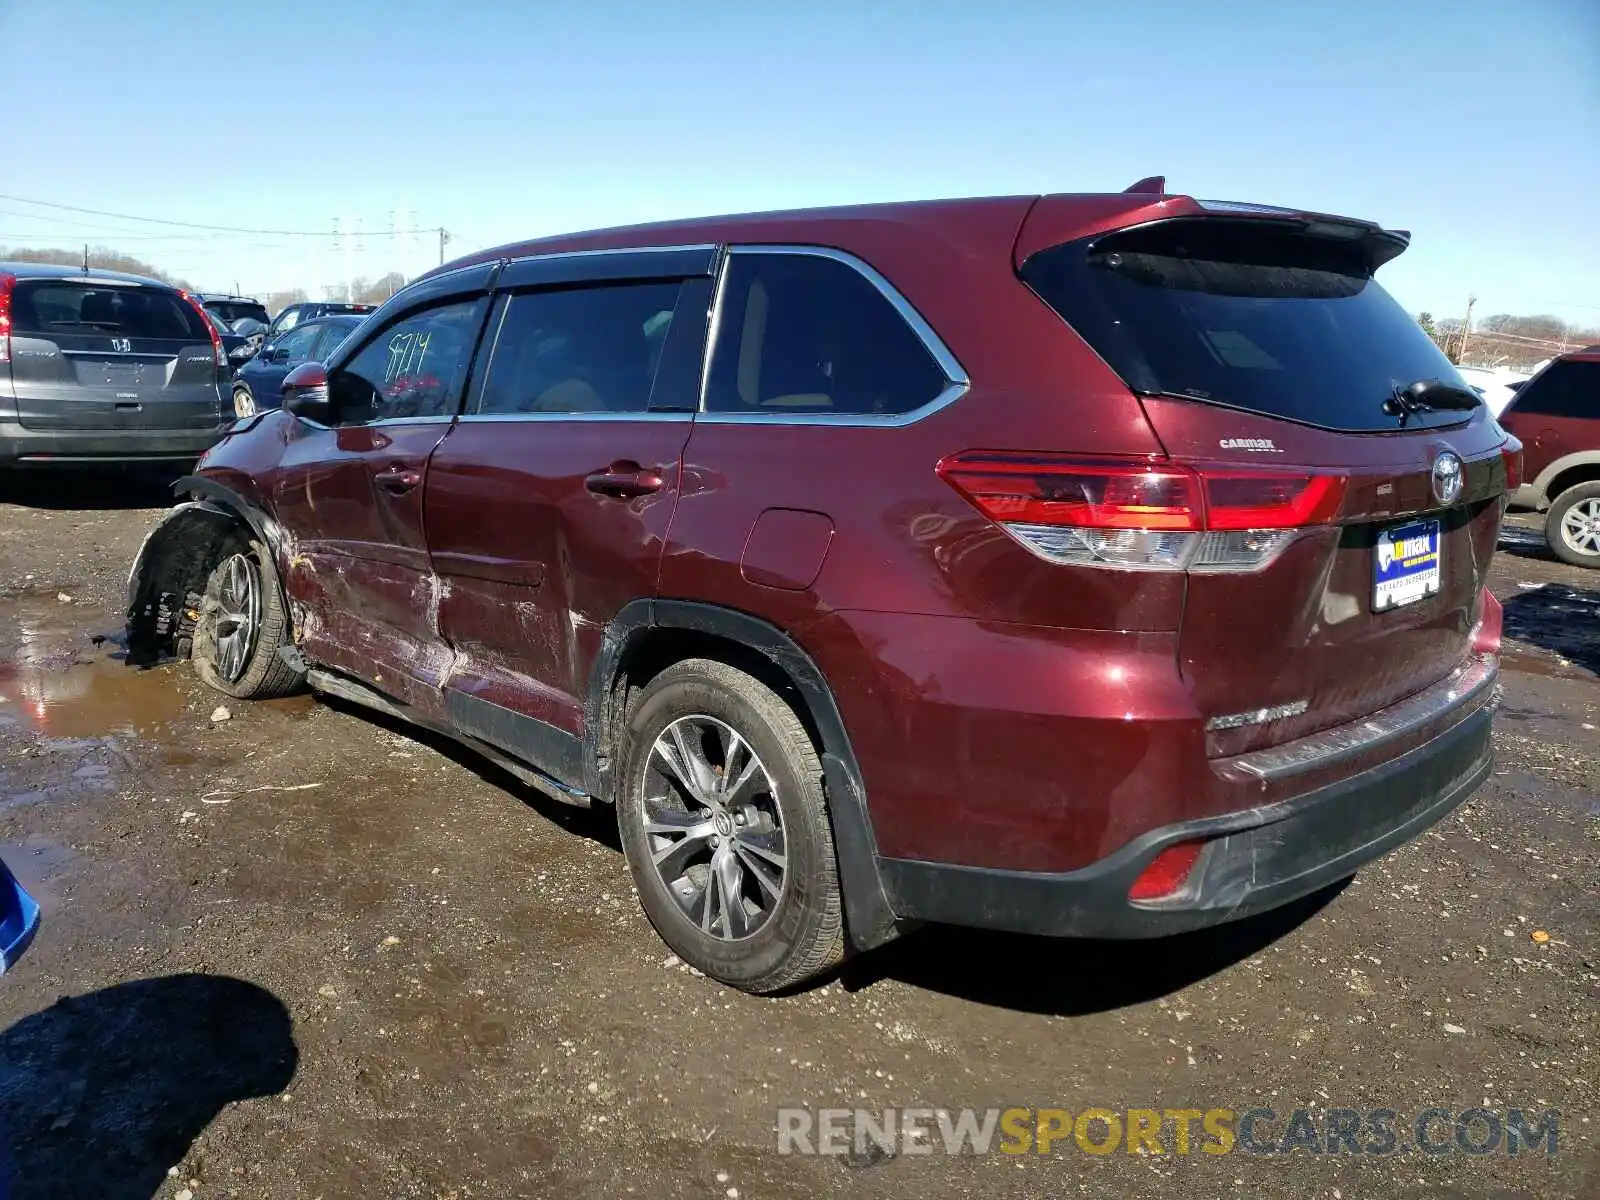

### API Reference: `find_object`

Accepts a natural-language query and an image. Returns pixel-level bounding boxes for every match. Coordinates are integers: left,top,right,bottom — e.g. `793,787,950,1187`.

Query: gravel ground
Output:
0,473,1595,1199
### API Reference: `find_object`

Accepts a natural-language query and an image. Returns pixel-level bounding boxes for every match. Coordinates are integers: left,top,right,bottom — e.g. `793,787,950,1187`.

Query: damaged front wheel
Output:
192,538,304,700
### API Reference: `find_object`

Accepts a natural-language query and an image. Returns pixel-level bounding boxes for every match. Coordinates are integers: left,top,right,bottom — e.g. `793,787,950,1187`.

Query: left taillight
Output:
180,289,227,367
936,452,1347,573
0,273,16,366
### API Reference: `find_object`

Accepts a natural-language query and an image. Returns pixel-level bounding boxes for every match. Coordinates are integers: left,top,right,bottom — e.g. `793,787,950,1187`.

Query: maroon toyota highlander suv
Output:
126,181,1516,993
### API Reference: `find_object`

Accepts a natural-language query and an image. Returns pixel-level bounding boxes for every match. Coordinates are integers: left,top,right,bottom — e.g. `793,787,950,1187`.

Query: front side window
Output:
329,299,482,423
475,282,683,415
271,323,322,364
1506,360,1596,419
703,252,948,417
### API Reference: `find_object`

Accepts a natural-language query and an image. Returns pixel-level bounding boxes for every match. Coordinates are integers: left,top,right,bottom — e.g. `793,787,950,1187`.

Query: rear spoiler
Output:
1017,187,1412,272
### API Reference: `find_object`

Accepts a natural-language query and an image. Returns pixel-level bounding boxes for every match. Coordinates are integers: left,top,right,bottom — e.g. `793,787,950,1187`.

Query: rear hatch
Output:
1019,213,1511,754
7,278,225,431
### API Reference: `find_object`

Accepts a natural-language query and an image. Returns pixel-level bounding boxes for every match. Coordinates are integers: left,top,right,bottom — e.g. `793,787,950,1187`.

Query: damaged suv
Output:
127,182,1515,992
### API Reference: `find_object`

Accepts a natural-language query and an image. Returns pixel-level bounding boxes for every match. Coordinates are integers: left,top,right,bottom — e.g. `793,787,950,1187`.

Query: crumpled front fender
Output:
124,500,249,666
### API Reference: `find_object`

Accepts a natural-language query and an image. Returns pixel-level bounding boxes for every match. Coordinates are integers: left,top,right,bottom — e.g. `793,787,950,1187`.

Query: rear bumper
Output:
877,667,1498,938
0,419,230,467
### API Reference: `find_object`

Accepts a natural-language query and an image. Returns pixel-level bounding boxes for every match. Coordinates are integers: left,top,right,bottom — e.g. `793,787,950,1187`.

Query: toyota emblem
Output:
1431,452,1464,506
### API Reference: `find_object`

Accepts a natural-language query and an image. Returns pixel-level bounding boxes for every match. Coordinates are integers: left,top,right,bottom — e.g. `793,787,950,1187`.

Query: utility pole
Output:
1458,295,1476,364
439,226,448,266
81,243,88,272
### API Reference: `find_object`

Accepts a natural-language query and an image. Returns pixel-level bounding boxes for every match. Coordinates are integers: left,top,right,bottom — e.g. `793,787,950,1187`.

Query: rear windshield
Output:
1504,359,1596,419
1020,218,1477,433
11,281,211,341
207,300,271,324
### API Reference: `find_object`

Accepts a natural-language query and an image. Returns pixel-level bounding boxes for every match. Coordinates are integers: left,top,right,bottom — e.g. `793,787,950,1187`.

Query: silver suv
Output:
1,262,232,470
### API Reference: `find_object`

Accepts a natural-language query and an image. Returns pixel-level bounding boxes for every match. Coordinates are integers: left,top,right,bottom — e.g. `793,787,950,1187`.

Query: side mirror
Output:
282,361,332,424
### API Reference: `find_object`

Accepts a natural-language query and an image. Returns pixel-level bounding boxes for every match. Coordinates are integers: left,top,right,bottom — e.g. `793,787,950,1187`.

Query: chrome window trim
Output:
363,415,458,427
695,244,970,428
455,411,694,425
498,243,719,270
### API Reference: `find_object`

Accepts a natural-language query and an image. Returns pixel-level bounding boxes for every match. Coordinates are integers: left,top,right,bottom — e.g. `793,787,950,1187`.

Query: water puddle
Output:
0,594,187,740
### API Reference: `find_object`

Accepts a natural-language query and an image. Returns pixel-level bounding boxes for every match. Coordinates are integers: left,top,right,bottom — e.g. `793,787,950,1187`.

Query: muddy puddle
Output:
0,594,187,740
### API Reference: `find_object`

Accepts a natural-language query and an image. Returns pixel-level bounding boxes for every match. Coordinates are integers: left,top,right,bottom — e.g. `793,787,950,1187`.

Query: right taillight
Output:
937,451,1346,573
1501,437,1524,492
0,273,15,365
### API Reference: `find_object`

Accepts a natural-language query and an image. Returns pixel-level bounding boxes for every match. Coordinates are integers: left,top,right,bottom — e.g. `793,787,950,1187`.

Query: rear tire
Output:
232,385,257,420
1544,482,1600,569
616,658,844,994
192,534,304,699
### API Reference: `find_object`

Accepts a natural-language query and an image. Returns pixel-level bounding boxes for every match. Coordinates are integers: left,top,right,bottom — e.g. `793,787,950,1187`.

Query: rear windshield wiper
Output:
1383,378,1482,426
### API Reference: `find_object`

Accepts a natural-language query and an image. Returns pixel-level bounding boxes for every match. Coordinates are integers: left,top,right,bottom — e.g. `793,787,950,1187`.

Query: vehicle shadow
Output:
839,880,1348,1015
1502,583,1600,674
315,694,623,852
0,468,181,512
1495,522,1559,563
0,973,296,1199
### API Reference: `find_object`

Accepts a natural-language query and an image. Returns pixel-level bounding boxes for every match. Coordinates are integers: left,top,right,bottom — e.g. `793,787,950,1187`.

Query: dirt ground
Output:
0,472,1594,1200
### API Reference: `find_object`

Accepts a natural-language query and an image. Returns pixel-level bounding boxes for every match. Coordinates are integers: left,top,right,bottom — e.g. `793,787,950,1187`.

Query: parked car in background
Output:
267,300,375,338
1,262,231,469
200,306,259,372
1501,347,1600,567
128,184,1513,993
194,293,271,327
229,314,364,417
1455,365,1530,417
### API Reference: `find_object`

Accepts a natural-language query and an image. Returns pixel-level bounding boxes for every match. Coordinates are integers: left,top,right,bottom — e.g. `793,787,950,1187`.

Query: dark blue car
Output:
229,314,365,419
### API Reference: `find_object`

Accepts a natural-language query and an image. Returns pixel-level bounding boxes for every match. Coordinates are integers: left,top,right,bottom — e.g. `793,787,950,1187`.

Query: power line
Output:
0,192,438,238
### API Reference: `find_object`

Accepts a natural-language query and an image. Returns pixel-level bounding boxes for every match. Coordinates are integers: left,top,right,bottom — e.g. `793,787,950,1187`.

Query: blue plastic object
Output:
0,859,39,975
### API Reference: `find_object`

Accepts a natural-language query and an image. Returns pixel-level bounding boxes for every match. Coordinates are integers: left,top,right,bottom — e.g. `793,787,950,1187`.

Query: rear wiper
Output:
1383,378,1482,426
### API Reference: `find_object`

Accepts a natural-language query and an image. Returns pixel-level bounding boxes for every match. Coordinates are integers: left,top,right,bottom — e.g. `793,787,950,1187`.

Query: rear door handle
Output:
374,466,423,494
585,464,665,499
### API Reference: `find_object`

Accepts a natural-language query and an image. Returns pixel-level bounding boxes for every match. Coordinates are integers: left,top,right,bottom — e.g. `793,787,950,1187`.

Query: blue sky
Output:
1,0,1596,326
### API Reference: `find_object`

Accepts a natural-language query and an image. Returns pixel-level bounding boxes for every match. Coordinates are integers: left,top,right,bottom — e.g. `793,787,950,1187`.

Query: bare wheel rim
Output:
1559,498,1600,556
213,552,261,683
641,713,787,941
233,387,256,419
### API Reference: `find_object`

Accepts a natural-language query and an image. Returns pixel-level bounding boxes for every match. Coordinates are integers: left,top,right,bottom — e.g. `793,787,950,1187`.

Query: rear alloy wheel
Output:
617,659,844,993
1545,482,1600,569
232,385,257,420
192,536,305,700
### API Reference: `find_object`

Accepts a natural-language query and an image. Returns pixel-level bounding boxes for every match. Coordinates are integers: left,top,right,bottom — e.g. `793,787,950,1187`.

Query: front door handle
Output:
586,463,665,499
374,465,423,494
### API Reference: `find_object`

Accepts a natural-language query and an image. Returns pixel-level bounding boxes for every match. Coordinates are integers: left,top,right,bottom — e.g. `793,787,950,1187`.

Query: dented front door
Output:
271,417,456,714
266,288,493,718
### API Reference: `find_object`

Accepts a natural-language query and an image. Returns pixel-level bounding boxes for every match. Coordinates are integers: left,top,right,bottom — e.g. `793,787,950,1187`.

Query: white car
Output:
1456,366,1530,417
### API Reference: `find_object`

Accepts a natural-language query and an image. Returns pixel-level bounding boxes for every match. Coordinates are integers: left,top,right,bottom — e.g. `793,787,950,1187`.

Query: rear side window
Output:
208,300,270,324
1021,219,1477,433
704,252,948,417
11,282,210,341
329,299,484,423
1505,360,1596,419
475,282,683,415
